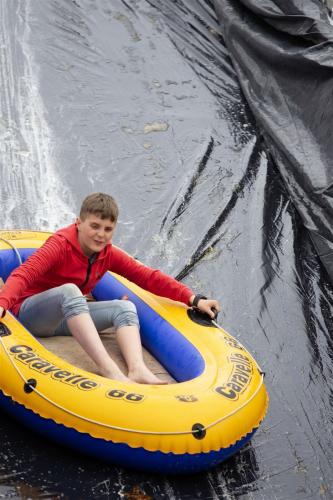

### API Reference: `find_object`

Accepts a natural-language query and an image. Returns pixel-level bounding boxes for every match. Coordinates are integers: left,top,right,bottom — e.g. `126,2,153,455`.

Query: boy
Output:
0,193,220,383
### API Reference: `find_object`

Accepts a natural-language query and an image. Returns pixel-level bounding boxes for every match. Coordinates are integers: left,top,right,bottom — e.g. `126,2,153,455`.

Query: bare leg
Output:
116,325,167,384
67,313,130,382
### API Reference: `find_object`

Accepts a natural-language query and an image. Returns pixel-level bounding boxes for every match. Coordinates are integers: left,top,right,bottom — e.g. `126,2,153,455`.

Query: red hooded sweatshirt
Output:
0,224,193,316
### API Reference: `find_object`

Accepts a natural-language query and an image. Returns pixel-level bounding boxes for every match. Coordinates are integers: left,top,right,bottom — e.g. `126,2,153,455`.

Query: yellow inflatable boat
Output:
0,230,268,474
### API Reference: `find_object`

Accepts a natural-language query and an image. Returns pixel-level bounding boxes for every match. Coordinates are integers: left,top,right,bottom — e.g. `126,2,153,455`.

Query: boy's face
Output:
76,213,116,257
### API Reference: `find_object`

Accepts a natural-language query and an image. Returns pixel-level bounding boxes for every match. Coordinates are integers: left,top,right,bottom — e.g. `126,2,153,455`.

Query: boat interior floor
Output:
38,330,175,384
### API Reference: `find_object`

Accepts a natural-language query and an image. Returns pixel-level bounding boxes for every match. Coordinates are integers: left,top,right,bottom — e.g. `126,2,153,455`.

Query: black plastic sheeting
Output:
0,0,333,498
214,0,333,287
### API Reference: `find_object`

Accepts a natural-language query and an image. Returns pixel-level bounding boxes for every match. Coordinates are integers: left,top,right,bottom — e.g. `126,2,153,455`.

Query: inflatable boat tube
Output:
0,230,268,474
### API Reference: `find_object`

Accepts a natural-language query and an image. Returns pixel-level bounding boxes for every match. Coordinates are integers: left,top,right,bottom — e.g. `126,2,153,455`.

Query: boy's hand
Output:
197,299,221,319
0,306,4,319
190,295,221,319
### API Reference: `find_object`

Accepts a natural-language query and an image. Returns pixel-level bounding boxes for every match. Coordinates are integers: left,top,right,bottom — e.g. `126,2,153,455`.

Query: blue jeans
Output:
18,283,139,337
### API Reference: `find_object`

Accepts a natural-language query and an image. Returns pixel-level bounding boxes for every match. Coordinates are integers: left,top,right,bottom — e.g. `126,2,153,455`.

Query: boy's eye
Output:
90,224,113,232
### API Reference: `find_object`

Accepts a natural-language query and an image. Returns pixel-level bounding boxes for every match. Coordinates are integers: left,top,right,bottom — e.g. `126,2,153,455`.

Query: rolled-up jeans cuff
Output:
113,310,139,329
62,295,89,320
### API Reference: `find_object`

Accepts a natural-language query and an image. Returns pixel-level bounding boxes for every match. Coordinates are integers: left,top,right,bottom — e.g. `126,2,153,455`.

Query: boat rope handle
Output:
0,332,264,436
0,237,23,265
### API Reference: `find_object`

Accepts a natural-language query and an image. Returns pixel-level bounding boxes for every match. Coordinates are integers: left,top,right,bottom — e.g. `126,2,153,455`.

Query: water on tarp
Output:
0,0,332,498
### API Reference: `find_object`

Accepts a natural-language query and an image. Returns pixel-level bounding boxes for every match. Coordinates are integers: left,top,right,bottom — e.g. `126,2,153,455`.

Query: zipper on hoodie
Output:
82,253,98,288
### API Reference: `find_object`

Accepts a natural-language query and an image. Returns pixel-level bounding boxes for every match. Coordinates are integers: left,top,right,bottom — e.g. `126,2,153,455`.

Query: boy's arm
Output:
0,235,64,316
110,247,220,317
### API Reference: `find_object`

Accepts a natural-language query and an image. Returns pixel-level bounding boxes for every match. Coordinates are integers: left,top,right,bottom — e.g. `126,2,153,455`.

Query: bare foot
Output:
98,366,131,382
128,365,168,385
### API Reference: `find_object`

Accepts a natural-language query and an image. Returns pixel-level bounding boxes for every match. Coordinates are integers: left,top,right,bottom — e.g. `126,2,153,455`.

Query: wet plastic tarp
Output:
0,0,333,498
214,0,333,283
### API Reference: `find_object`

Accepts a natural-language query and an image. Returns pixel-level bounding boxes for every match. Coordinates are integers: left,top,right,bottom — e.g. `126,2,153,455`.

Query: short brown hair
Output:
80,193,119,222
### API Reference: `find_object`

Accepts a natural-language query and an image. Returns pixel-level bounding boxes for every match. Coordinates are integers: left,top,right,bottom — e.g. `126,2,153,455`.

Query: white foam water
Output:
0,0,74,231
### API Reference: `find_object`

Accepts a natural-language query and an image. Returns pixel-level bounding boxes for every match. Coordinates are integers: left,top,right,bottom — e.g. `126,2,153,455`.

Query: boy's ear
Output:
75,217,82,227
